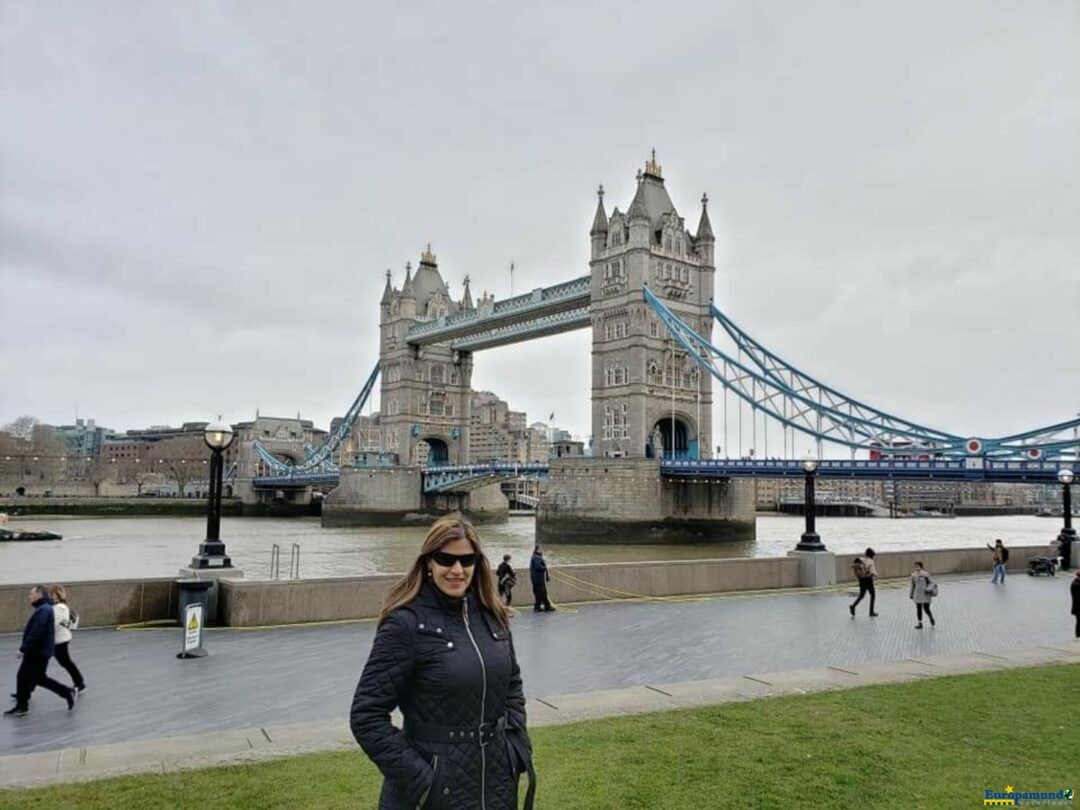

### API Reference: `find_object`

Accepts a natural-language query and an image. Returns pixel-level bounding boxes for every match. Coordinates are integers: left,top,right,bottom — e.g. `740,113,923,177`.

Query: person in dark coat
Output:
530,547,553,613
5,585,77,716
1071,570,1080,639
496,554,517,605
351,515,535,810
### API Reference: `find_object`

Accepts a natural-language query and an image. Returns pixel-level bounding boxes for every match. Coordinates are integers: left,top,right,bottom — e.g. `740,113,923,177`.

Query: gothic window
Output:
445,402,454,417
681,266,689,283
450,370,460,386
430,399,444,416
603,406,613,440
649,320,660,339
648,361,662,386
418,400,429,416
604,323,612,341
430,364,445,384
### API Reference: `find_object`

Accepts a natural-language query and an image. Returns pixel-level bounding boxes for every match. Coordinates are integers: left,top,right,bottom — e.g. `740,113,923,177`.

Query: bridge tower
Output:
378,247,474,465
589,153,715,460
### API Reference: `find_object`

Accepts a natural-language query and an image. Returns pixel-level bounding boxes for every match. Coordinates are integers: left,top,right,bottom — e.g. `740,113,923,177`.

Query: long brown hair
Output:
49,584,67,604
379,514,513,628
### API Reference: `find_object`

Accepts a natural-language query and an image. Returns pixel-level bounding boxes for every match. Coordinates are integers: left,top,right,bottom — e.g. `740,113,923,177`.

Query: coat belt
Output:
404,714,507,746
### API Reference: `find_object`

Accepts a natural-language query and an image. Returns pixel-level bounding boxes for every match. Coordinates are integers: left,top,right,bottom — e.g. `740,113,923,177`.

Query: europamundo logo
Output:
983,786,1073,806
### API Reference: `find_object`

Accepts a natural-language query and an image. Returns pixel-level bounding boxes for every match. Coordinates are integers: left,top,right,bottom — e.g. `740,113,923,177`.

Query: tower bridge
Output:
241,153,1078,540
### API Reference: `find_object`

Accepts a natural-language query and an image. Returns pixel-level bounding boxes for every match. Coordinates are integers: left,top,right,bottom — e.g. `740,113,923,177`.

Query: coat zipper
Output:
462,600,487,810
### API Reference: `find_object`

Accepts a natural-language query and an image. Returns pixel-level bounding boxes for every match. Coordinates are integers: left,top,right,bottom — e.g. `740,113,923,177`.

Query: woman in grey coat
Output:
909,561,936,629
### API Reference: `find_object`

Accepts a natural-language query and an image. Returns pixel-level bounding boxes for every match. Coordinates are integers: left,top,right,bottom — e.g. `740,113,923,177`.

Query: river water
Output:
0,513,1064,584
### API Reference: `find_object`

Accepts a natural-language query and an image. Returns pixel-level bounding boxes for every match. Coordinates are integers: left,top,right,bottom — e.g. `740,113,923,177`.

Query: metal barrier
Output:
269,544,281,580
289,543,301,580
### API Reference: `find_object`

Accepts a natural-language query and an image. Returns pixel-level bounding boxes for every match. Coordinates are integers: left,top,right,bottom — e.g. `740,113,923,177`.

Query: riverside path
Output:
1,572,1077,757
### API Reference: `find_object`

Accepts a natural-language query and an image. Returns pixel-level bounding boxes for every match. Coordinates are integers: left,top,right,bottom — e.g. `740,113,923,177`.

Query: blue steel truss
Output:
422,463,550,493
407,276,590,346
252,363,380,478
661,458,1067,483
451,306,590,352
643,286,1080,461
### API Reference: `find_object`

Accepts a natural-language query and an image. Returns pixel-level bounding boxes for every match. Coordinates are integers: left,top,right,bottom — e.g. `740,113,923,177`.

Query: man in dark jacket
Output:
5,585,76,716
530,547,553,612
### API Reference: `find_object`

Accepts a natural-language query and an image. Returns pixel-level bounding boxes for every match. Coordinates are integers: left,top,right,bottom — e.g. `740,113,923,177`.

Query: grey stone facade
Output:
378,248,474,465
589,153,715,460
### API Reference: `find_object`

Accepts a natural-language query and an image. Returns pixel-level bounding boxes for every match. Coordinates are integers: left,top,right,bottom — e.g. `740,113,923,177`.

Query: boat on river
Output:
0,527,63,542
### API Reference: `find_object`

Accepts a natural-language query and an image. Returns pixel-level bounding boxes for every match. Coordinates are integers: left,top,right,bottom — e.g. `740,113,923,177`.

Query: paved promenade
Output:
1,572,1077,782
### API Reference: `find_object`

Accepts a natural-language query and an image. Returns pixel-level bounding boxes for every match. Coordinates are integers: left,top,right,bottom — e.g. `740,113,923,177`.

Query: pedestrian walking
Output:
496,554,517,606
909,561,937,629
987,538,1009,583
350,515,535,810
1071,570,1080,639
849,547,879,617
49,584,85,693
530,547,554,613
4,585,77,716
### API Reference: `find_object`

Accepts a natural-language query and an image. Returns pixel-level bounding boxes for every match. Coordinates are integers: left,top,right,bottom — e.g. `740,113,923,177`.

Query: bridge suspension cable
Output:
253,362,380,476
643,286,1079,460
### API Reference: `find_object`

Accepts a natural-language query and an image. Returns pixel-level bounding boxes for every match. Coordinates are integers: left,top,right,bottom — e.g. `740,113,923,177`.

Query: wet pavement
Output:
1,572,1076,755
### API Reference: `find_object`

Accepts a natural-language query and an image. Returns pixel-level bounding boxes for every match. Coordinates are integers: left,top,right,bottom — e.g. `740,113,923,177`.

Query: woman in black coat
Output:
351,515,535,809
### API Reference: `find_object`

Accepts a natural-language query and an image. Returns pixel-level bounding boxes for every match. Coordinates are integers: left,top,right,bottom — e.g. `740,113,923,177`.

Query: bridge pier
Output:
537,458,756,544
322,467,509,527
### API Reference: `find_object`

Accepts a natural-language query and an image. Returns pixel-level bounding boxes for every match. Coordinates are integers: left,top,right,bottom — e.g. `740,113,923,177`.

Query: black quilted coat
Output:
351,580,535,809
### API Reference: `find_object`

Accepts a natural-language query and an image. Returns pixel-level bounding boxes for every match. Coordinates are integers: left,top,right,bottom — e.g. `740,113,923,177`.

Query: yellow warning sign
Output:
183,603,204,652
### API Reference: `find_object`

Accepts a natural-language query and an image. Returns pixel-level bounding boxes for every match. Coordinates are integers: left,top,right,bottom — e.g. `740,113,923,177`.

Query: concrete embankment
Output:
0,544,1056,631
0,498,244,518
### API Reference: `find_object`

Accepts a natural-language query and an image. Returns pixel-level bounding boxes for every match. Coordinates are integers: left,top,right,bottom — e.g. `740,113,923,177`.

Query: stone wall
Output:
834,544,1056,582
537,458,756,543
322,466,423,526
0,544,1060,630
0,578,179,633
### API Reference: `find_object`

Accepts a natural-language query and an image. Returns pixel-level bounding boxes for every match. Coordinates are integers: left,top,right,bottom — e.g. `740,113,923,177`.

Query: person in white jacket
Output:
48,584,85,692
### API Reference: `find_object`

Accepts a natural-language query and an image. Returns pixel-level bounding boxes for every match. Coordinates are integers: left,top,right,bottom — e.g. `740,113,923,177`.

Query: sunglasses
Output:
431,551,478,568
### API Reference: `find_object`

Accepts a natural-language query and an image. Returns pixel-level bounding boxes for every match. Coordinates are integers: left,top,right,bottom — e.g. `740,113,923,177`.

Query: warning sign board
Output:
179,603,206,658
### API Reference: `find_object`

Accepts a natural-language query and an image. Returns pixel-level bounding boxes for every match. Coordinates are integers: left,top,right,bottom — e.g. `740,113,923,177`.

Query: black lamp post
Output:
1058,467,1075,571
795,457,826,551
191,421,235,569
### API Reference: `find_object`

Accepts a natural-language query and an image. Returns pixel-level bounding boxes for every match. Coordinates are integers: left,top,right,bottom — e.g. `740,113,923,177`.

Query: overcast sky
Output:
2,1,1078,454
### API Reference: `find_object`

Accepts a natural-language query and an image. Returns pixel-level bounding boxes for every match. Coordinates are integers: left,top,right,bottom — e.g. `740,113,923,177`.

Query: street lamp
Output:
795,456,826,551
1057,467,1075,570
191,421,235,569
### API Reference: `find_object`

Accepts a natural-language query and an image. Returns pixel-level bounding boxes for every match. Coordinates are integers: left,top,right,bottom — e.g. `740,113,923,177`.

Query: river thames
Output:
0,513,1064,584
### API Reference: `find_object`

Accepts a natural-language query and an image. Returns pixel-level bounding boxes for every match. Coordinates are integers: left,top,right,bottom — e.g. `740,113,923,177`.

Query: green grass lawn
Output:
4,663,1079,809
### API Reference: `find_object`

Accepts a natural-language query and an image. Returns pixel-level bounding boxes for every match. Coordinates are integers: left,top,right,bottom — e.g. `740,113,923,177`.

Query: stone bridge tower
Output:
378,247,474,465
589,153,715,460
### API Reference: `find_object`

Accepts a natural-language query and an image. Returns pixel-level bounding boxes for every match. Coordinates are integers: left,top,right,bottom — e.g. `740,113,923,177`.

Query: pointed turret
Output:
696,193,714,241
380,269,394,305
461,275,474,310
401,262,414,298
590,184,608,258
590,185,608,235
695,193,715,265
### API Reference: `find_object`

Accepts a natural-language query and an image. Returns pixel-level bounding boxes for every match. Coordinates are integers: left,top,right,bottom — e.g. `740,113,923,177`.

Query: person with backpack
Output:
49,584,85,694
987,539,1009,583
496,554,517,606
909,561,937,629
849,547,879,617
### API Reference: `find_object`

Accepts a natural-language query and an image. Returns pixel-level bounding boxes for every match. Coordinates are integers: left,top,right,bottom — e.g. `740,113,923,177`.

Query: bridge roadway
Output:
251,457,1069,490
1,573,1075,756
